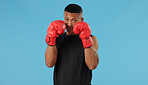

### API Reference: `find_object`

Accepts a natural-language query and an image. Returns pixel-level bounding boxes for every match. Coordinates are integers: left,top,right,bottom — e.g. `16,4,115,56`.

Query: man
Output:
45,4,99,85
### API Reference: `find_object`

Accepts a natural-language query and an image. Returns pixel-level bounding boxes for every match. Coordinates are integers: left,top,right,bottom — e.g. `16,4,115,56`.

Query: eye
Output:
72,19,77,22
65,18,68,21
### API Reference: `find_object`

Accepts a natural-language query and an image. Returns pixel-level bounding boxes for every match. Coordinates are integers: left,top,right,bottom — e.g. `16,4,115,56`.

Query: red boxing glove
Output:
73,21,93,48
45,20,66,46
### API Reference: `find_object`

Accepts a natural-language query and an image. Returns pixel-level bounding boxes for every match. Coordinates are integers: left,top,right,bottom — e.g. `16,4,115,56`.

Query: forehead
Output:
64,11,82,18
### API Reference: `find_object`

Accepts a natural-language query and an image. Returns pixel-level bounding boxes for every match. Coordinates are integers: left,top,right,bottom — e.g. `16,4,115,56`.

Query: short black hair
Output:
64,4,82,13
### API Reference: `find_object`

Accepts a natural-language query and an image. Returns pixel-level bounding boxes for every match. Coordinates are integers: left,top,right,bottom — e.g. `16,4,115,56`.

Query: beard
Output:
66,27,76,35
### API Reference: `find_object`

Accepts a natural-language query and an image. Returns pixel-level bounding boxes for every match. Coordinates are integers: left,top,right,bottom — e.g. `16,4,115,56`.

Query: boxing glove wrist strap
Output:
45,35,56,46
81,36,93,48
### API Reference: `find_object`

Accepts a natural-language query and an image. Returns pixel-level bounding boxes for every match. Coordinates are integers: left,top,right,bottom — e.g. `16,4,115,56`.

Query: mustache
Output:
66,26,73,29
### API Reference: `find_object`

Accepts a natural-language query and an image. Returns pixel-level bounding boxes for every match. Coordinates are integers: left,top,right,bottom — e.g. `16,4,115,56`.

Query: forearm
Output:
45,45,58,67
84,46,99,70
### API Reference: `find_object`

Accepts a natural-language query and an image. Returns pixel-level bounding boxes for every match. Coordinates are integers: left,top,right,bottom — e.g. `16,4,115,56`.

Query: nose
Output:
67,21,72,27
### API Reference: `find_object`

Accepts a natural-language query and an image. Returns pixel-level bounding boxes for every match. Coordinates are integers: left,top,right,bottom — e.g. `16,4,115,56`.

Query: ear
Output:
81,17,84,21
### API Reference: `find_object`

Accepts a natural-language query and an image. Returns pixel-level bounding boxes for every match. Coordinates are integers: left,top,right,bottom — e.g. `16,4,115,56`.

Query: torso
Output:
54,32,92,85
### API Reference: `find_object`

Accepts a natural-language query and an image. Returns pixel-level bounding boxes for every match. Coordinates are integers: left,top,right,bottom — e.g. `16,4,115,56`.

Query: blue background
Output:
0,0,148,85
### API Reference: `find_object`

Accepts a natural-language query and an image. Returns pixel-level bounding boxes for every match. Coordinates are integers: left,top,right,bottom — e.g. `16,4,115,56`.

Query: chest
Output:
57,36,84,65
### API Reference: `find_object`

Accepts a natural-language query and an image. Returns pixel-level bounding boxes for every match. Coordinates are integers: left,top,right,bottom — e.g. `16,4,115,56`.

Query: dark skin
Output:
64,11,83,35
45,11,99,70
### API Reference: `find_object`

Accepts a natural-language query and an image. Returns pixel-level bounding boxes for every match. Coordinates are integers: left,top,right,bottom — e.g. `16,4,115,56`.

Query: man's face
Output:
64,11,83,34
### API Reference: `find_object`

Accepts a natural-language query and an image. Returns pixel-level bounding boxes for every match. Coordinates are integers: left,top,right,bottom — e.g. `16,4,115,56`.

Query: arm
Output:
45,45,58,67
73,21,99,70
84,36,99,70
45,20,66,68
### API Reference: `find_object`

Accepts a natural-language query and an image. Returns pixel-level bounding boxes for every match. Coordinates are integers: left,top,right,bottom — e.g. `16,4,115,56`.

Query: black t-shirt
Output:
54,32,92,85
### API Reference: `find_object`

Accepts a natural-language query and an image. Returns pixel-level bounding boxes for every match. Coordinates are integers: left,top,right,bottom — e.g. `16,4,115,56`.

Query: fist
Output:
73,21,93,48
45,20,66,46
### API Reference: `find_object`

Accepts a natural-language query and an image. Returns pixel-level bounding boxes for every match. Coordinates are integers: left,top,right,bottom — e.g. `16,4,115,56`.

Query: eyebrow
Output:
72,18,77,19
64,17,77,19
64,17,68,18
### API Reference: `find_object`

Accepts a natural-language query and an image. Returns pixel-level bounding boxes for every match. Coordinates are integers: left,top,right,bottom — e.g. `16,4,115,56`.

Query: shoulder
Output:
57,32,66,40
56,32,66,47
90,35,97,41
90,35,99,51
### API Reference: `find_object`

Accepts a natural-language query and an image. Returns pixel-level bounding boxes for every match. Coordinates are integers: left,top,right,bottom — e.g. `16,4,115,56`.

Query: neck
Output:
66,31,76,35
